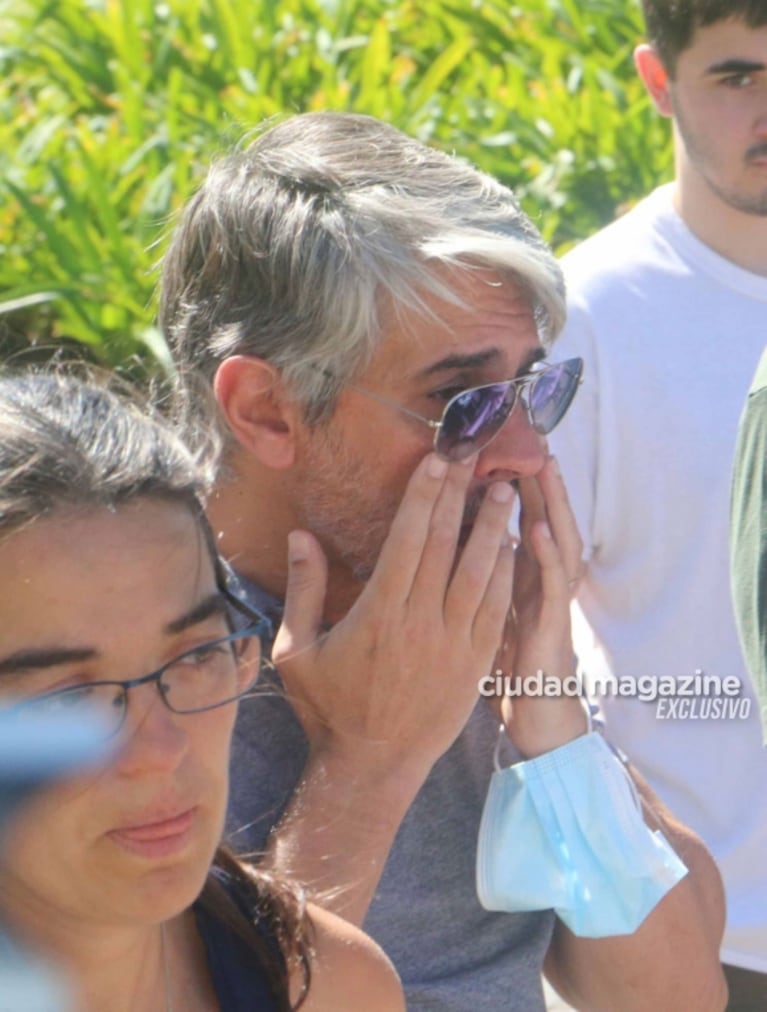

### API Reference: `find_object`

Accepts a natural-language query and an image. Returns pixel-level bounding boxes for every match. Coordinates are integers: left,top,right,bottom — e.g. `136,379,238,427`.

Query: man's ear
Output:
635,44,673,117
214,355,299,470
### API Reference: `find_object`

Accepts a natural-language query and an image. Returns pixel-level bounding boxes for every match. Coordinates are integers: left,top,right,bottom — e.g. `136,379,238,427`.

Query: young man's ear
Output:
635,44,673,117
214,356,299,469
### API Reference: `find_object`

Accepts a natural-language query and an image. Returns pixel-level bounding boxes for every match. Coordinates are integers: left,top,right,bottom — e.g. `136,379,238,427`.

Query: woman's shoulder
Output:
292,902,404,1012
203,860,403,1011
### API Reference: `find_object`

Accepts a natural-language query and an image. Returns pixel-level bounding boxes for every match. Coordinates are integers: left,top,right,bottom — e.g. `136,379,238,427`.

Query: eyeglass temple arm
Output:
197,511,275,633
348,384,440,431
317,364,440,431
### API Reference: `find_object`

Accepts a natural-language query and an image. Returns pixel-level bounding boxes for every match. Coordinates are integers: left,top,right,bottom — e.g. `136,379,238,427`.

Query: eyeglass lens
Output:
527,358,582,435
158,632,260,713
18,630,262,738
435,358,582,461
436,384,516,462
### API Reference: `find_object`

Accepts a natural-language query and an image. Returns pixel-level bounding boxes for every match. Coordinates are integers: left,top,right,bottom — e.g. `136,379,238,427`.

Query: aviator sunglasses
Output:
350,357,583,462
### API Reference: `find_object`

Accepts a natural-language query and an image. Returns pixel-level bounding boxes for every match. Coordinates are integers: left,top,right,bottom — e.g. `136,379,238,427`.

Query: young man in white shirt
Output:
551,4,767,1006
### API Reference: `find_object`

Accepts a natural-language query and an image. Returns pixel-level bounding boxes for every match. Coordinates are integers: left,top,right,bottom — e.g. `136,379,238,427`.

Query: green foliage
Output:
0,0,673,370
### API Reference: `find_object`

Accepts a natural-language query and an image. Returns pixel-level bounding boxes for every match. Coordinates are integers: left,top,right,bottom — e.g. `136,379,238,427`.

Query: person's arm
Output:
265,451,517,926
544,768,727,1011
497,461,726,1011
294,903,404,1012
731,354,767,741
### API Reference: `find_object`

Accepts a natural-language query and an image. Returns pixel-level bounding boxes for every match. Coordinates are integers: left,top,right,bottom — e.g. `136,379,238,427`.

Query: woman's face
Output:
0,499,238,935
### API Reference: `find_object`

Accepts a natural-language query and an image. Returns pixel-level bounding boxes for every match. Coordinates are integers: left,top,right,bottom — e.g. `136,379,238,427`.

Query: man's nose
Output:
754,108,767,138
473,402,547,482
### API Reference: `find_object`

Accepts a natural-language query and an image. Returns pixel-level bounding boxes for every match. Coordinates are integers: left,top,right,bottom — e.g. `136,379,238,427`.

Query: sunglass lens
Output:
436,384,516,461
528,358,583,434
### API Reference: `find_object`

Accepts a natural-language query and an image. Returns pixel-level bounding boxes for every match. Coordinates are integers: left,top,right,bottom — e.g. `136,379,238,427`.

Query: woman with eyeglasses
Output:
0,369,404,1012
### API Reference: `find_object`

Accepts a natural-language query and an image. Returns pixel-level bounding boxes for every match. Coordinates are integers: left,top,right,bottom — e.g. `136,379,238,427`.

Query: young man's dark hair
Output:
641,0,767,73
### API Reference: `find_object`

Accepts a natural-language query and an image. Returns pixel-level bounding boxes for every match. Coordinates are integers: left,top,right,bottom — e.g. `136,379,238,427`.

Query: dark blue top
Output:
194,872,283,1012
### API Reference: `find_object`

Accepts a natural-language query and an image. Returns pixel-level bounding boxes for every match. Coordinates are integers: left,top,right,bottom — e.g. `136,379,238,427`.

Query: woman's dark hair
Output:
0,367,212,534
0,366,311,1008
203,847,313,1009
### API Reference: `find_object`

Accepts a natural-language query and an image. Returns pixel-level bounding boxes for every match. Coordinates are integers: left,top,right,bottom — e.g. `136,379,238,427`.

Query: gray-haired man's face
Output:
290,267,548,583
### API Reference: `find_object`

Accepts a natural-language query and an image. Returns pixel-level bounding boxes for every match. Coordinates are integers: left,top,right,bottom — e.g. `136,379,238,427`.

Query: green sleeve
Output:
731,349,767,743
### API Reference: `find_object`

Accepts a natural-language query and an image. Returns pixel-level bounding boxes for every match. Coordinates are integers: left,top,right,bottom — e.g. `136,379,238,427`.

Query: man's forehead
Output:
681,18,767,72
372,267,541,383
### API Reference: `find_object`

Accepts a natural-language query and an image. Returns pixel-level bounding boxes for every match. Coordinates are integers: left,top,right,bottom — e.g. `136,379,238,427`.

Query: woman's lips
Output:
108,807,198,859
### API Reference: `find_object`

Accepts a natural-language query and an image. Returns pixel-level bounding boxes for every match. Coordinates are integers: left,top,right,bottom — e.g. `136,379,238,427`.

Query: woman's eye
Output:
175,642,229,668
27,685,94,714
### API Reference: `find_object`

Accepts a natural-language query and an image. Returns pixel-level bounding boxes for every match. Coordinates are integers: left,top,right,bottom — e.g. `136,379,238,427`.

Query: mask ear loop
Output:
493,723,506,773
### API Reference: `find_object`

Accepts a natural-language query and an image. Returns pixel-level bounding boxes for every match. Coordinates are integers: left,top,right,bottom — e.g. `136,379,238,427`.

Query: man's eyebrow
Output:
419,349,502,378
0,647,96,677
706,58,765,76
418,345,547,380
164,592,229,635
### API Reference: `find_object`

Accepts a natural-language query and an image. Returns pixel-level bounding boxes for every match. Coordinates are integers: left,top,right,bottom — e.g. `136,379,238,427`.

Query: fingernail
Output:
540,522,552,540
427,454,448,478
288,530,310,562
459,452,478,467
490,482,513,503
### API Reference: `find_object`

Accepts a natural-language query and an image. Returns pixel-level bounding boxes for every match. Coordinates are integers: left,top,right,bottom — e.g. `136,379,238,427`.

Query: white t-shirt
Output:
550,183,767,971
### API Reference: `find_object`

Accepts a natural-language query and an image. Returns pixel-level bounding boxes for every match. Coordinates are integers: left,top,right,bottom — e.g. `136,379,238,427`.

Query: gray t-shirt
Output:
226,585,554,1010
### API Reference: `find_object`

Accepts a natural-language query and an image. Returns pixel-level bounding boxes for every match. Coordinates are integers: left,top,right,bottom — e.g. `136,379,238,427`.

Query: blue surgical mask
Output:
476,730,688,938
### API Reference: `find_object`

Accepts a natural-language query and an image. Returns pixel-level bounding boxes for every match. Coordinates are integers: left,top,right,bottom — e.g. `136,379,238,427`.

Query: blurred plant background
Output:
0,0,672,374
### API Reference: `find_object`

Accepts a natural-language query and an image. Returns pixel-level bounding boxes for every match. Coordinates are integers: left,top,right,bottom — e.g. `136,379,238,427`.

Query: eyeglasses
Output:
9,616,273,741
350,357,583,462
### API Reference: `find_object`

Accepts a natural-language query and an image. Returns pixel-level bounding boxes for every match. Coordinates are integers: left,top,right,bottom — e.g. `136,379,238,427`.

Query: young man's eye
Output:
720,73,754,89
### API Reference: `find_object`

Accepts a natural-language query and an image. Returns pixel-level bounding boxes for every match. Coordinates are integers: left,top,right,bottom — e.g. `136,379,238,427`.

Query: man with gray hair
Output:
160,112,725,1010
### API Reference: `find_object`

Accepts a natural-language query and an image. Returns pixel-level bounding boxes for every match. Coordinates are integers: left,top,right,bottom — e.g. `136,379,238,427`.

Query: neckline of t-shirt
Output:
648,183,767,300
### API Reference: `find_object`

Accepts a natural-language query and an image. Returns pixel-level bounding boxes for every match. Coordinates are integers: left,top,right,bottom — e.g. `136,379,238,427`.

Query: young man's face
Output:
669,17,767,215
292,267,548,584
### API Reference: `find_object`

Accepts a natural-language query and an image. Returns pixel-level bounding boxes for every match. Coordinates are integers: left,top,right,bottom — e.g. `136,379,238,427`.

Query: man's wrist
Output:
307,738,433,817
502,694,590,759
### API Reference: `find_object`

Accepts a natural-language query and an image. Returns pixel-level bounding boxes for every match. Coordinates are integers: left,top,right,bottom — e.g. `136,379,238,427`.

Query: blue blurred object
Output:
0,708,116,1011
0,707,113,828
